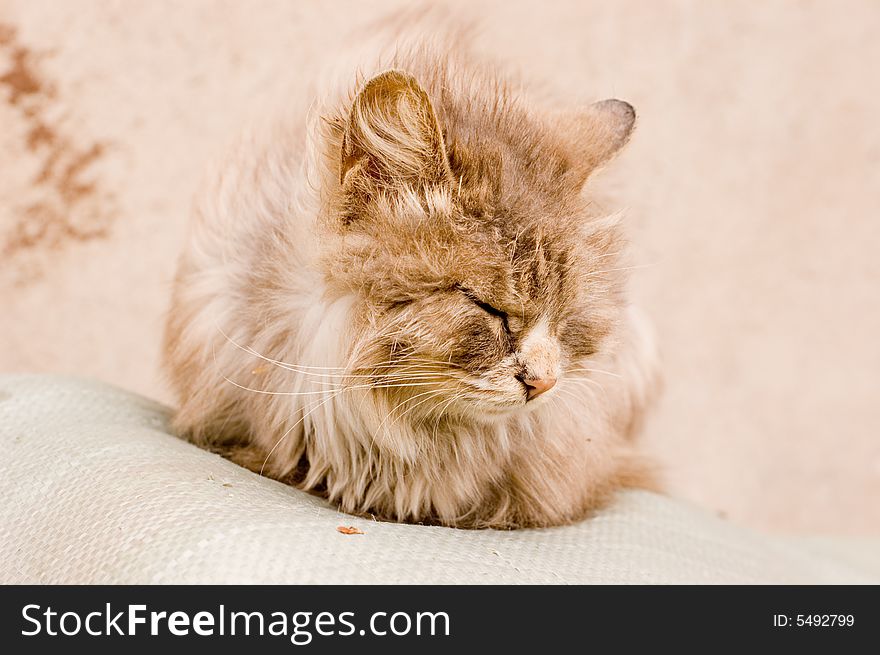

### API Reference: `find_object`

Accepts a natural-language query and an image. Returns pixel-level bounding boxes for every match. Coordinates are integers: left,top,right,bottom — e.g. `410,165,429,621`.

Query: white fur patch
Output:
520,316,550,358
518,316,561,380
299,292,356,370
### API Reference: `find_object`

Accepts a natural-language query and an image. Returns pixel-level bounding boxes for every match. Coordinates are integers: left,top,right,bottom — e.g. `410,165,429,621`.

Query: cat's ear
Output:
565,99,636,184
340,70,452,188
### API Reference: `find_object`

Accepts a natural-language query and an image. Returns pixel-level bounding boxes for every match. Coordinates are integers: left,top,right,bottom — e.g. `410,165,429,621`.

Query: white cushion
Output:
1,375,877,584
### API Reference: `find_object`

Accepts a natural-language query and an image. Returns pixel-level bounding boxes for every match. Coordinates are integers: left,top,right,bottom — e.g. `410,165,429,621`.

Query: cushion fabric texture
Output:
1,375,877,584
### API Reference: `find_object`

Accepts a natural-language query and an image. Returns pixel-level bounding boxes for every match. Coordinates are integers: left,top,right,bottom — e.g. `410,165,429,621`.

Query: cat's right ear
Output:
340,70,452,189
562,99,637,186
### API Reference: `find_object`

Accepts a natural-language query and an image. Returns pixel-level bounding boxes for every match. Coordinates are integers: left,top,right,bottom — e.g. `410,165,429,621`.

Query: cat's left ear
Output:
564,99,636,184
339,70,452,189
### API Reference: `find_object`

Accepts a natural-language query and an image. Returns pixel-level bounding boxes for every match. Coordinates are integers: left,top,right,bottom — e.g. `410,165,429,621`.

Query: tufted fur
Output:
163,19,660,528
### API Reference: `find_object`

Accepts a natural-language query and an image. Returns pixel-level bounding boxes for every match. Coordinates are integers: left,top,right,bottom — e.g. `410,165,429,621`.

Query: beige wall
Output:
2,0,878,534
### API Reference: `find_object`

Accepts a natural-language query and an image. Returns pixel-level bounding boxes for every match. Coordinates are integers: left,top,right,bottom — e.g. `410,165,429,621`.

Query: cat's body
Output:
163,17,659,528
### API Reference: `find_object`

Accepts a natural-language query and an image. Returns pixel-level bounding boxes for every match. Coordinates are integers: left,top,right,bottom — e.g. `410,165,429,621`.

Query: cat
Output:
162,16,660,529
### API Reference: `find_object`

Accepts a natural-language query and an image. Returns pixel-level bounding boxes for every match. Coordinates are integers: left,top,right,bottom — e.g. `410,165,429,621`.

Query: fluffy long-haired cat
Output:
163,15,659,528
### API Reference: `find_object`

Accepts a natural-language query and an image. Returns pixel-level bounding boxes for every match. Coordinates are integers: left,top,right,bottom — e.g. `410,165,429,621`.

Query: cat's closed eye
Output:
456,285,513,333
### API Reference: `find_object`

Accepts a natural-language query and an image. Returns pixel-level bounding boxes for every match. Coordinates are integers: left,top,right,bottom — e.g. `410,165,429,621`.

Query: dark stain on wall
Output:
0,23,116,275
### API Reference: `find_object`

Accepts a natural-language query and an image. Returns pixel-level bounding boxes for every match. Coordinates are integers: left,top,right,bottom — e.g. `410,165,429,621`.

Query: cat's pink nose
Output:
522,376,556,401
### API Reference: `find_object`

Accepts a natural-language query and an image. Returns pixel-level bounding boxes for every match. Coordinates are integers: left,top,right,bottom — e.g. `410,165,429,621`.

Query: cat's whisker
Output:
371,388,449,450
550,387,579,423
590,250,623,261
242,352,462,382
222,376,458,397
218,325,465,380
565,367,622,378
557,392,580,420
557,383,599,412
260,357,454,379
335,371,463,385
272,376,455,391
584,262,658,278
350,362,454,377
216,325,346,370
563,377,612,391
564,377,616,388
559,383,593,402
370,380,457,390
563,376,606,390
562,378,609,402
253,366,442,380
408,382,468,429
355,358,468,372
431,389,468,443
259,387,347,477
374,388,446,441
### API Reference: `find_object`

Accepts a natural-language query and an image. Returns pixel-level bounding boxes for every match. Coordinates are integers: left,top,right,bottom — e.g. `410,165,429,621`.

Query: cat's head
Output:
322,69,635,422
